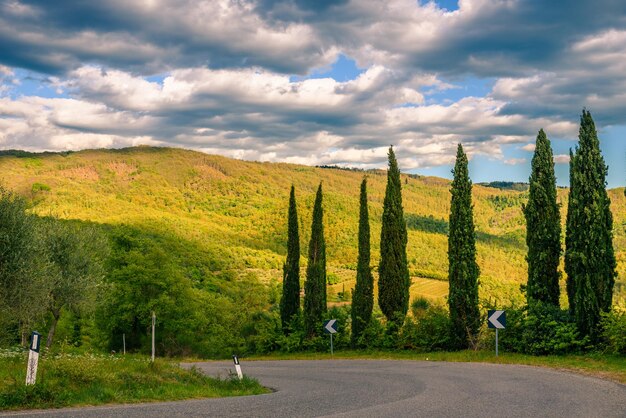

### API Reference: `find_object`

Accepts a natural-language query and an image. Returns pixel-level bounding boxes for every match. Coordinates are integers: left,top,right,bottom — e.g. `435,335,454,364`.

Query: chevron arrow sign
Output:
323,319,338,334
488,310,506,329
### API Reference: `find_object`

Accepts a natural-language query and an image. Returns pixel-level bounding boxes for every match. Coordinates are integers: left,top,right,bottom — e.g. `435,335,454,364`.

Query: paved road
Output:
2,360,625,417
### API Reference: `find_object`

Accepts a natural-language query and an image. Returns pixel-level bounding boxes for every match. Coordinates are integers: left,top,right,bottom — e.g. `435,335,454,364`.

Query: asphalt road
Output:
2,360,625,417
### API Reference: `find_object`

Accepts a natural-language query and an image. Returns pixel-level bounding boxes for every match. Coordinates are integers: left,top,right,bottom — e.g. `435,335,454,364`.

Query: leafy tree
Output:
0,187,48,346
523,129,561,308
280,185,300,333
96,228,200,355
447,144,480,349
351,178,374,345
304,183,326,337
378,146,410,329
41,219,107,349
565,110,616,339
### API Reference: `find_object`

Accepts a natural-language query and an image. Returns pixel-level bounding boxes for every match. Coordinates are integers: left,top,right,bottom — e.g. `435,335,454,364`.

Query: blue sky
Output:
0,0,624,187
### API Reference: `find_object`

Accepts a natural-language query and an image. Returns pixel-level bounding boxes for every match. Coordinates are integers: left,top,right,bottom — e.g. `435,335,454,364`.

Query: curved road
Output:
2,360,625,417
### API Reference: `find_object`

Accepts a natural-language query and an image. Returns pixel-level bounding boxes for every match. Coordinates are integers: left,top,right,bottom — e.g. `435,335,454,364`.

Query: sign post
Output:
151,312,155,362
232,355,243,380
25,331,41,385
323,319,338,355
487,310,506,357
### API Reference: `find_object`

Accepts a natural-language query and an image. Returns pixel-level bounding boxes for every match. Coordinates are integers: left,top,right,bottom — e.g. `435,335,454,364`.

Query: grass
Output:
0,351,268,411
246,350,626,384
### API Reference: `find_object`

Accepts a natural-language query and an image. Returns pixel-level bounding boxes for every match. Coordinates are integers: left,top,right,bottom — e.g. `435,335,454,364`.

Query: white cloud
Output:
554,154,571,164
504,158,526,165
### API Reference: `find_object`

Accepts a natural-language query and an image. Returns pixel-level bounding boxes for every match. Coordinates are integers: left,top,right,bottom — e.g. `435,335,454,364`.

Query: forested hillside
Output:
1,146,624,306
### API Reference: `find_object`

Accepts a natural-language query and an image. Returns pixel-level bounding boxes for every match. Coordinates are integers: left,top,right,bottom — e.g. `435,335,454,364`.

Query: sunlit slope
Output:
0,146,623,305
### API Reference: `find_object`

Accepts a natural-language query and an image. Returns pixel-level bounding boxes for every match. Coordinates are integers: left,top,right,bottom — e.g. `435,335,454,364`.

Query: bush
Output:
497,303,588,355
601,308,626,354
400,304,451,351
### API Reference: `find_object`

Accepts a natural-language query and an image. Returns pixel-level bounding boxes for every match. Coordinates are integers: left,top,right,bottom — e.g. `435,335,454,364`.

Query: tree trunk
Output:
46,309,61,349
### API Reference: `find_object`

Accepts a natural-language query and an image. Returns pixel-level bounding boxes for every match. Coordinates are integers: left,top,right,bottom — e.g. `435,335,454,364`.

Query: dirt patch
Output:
61,166,100,181
107,161,138,179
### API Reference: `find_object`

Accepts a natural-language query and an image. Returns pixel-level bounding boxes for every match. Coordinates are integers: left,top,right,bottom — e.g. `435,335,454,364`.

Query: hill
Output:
1,146,624,308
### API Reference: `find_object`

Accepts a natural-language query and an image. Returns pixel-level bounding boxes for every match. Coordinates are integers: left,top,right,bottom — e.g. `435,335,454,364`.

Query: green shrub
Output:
400,304,451,351
353,316,383,349
601,308,626,354
497,303,588,355
31,182,51,193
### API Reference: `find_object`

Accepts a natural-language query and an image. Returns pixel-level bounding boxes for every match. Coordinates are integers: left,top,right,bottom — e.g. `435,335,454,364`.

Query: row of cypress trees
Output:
279,148,409,340
280,183,328,337
280,110,616,344
526,110,616,341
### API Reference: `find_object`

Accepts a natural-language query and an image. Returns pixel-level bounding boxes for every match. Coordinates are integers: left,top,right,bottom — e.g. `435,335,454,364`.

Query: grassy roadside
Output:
0,351,268,411
244,350,626,384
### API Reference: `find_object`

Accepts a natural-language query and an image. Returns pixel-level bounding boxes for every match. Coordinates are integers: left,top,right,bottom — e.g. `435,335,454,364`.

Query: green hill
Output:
1,146,624,308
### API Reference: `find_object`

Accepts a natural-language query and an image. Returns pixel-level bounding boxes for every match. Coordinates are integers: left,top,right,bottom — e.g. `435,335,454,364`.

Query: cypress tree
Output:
304,183,326,337
351,177,374,345
448,144,480,349
378,146,410,328
565,149,576,314
523,129,561,308
280,185,300,333
564,110,616,339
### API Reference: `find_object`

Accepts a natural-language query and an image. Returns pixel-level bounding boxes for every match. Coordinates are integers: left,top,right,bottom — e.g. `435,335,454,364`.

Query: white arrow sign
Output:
488,310,505,329
324,319,337,334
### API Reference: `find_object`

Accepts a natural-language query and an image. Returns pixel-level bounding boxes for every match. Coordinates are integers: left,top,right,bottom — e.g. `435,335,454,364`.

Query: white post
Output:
151,312,155,362
123,333,126,355
330,333,334,356
25,331,41,385
495,328,499,357
233,355,243,380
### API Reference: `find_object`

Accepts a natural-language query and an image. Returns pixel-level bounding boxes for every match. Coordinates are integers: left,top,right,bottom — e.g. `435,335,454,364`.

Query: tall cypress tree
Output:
378,146,410,328
565,110,616,338
280,185,300,333
304,183,326,337
565,149,576,315
523,129,561,308
448,144,480,349
351,177,373,345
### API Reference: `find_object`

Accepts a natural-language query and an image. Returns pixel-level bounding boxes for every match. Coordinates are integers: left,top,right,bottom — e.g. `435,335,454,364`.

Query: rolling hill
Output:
1,146,624,307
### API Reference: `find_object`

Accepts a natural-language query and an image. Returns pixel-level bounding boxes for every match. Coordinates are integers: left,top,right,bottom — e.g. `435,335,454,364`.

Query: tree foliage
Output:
378,147,410,328
280,185,300,333
565,110,617,339
351,178,374,345
447,144,480,349
40,219,107,348
0,187,47,345
523,129,561,307
304,183,326,337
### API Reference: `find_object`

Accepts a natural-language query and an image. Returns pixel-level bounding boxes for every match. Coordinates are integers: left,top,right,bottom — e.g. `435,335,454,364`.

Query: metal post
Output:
151,312,155,362
123,333,126,355
495,328,499,357
330,333,334,356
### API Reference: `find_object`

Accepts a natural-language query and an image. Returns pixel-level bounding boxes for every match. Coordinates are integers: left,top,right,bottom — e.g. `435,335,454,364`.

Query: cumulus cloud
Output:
0,63,576,168
554,154,571,164
0,0,624,175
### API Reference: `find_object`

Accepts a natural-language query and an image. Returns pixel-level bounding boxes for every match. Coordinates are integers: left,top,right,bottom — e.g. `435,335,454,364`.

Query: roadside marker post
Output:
25,331,41,385
151,312,156,362
323,319,338,355
487,310,506,357
232,355,243,380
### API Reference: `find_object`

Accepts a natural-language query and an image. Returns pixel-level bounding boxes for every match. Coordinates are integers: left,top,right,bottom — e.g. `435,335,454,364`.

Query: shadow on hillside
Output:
405,213,524,249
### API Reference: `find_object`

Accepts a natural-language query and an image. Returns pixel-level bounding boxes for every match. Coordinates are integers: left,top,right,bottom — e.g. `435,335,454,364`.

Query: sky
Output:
0,0,625,187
